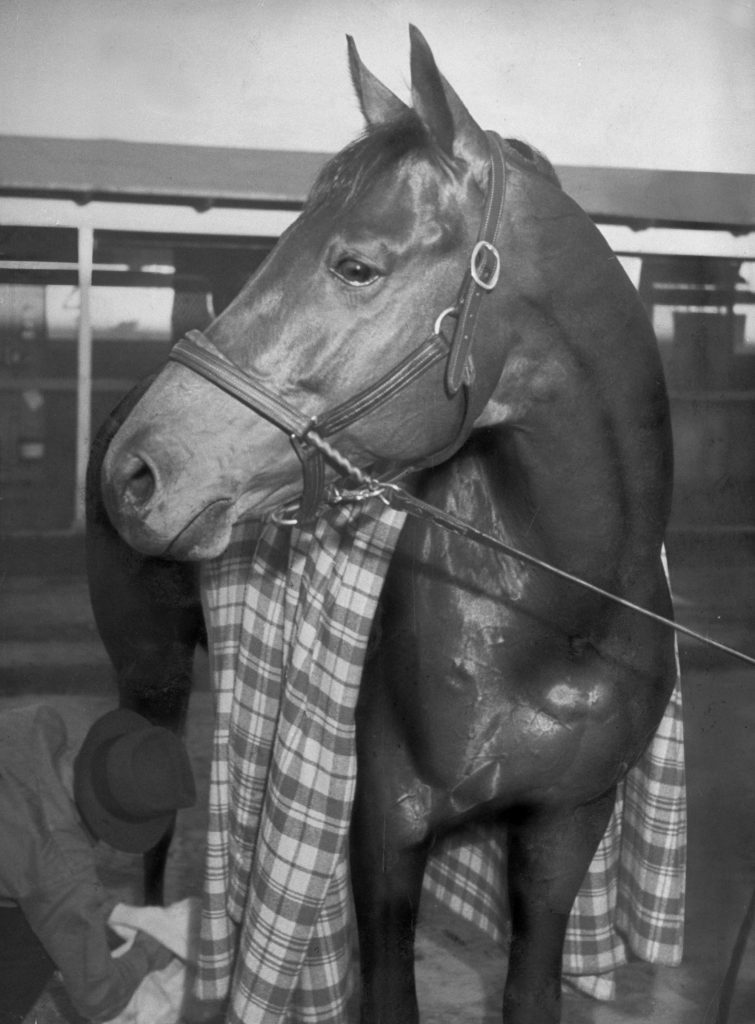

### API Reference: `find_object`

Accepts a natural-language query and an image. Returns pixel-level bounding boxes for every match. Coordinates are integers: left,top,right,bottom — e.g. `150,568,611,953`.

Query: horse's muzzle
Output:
101,445,228,559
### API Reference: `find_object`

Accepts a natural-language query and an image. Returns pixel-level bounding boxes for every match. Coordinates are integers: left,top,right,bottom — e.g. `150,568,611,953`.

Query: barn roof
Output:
1,135,753,232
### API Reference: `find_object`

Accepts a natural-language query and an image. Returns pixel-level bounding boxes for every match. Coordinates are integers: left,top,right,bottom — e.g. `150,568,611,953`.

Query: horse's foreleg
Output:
350,795,429,1024
503,790,616,1024
117,667,194,905
141,827,174,905
116,662,194,732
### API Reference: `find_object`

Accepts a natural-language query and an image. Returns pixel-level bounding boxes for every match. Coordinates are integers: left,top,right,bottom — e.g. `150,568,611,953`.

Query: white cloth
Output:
104,898,199,1024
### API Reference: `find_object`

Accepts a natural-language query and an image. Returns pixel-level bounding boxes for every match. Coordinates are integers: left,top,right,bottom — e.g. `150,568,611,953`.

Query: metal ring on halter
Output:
269,501,304,526
293,416,319,446
375,481,404,507
470,240,501,291
433,305,459,338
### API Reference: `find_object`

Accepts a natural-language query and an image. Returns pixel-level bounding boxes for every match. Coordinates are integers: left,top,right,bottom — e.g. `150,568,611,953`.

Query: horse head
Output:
102,27,520,559
102,25,669,573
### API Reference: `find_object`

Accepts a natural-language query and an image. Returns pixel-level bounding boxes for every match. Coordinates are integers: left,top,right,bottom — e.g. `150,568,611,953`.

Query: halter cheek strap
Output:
168,132,508,523
445,131,507,396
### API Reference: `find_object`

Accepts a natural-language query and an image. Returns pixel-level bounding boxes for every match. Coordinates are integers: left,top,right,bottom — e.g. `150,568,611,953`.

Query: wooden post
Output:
73,224,93,530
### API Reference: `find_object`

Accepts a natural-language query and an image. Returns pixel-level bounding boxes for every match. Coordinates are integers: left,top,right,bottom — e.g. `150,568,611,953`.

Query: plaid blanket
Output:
195,501,685,1022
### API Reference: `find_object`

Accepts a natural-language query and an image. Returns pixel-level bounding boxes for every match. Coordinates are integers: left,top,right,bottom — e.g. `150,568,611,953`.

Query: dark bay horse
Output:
93,27,675,1023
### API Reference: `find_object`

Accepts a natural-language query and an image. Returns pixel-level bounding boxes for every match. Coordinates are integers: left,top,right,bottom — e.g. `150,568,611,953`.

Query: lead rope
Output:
286,431,755,669
316,440,755,1024
708,881,755,1024
382,484,755,668
296,423,755,1024
381,469,755,1024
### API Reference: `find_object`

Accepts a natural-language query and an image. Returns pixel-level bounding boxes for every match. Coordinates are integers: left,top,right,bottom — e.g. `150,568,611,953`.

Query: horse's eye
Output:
331,257,380,287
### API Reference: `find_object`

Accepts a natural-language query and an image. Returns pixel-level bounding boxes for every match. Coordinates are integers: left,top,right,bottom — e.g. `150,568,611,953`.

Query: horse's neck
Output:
495,379,635,587
482,185,672,591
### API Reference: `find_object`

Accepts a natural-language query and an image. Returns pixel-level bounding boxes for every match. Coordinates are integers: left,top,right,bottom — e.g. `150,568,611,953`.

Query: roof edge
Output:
1,135,753,230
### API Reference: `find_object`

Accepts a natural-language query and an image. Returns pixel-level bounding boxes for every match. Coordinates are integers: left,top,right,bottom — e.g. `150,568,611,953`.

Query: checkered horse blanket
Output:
195,501,685,1022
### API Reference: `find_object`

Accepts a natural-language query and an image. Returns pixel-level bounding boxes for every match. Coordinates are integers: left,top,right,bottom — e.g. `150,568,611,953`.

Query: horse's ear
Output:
409,25,490,186
347,35,408,126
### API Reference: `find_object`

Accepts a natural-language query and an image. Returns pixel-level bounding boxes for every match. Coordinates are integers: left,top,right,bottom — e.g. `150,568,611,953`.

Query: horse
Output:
92,26,676,1024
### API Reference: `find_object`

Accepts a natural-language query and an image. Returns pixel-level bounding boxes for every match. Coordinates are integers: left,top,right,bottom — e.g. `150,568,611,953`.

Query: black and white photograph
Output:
0,2,753,1022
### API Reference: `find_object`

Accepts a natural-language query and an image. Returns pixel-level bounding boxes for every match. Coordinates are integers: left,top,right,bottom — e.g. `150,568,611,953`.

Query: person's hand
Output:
132,929,174,972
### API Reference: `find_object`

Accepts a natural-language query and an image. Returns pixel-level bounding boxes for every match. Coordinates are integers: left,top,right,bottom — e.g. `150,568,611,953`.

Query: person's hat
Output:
73,708,196,853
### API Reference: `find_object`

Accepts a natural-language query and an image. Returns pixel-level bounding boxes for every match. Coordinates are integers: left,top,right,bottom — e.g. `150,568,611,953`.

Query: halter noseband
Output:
168,132,508,523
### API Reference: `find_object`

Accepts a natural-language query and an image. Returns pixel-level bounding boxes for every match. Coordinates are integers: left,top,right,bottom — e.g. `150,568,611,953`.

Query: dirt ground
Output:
2,534,755,1023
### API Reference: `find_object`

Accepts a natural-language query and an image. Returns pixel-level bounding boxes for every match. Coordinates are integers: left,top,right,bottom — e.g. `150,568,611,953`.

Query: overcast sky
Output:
1,0,753,173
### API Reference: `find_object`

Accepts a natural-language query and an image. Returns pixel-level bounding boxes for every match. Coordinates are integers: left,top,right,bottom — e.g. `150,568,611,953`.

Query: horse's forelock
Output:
305,118,561,218
305,112,452,212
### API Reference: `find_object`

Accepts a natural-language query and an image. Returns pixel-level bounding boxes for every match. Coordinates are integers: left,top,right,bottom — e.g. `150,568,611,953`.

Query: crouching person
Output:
0,705,196,1024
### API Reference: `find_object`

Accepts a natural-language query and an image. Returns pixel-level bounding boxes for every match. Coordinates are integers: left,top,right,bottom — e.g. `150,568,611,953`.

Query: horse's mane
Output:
306,112,560,213
503,138,561,187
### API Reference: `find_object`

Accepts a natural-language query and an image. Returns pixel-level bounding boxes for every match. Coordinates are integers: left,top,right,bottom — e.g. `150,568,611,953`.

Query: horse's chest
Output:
370,579,633,818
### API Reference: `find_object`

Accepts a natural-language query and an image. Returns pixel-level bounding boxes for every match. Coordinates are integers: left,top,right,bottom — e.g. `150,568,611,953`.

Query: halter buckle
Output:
470,240,500,291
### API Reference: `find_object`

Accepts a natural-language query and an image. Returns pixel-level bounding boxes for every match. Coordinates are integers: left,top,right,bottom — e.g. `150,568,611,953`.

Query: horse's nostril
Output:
120,454,157,508
128,461,156,505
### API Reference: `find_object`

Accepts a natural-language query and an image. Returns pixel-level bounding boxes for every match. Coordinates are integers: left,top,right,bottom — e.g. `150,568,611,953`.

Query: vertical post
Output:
73,224,94,530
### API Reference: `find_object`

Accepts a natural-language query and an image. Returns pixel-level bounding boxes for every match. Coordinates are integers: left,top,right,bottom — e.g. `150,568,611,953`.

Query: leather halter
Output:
168,132,508,523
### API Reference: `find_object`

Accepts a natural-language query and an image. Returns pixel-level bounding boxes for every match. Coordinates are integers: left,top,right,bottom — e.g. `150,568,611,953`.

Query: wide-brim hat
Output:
73,708,196,854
